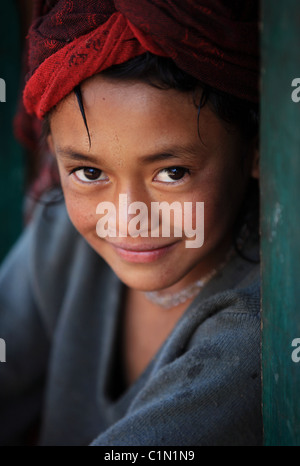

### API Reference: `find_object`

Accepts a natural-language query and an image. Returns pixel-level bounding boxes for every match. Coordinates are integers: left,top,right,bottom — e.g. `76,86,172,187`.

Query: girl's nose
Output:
115,185,151,238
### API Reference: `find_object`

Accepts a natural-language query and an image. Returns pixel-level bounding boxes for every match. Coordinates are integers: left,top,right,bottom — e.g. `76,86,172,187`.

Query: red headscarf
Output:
23,0,260,119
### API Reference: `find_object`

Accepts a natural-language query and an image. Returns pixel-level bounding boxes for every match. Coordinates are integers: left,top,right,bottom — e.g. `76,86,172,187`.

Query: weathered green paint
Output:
261,0,300,446
0,3,24,262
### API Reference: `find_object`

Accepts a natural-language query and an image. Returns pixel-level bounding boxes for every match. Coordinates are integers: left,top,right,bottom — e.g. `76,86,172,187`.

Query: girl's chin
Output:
115,273,176,293
110,264,190,293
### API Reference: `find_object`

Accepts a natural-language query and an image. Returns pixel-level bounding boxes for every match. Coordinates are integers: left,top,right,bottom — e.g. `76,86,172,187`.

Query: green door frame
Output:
261,0,300,446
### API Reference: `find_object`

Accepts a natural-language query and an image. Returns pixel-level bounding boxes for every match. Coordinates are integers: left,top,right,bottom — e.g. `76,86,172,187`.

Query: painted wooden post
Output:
261,0,300,446
0,3,24,261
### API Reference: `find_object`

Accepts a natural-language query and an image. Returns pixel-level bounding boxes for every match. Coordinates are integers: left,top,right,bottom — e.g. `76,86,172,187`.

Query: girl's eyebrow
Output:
55,143,200,165
55,146,101,165
140,144,199,164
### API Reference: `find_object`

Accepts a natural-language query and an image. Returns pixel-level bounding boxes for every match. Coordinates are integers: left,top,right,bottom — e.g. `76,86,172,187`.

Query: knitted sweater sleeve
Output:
0,195,79,445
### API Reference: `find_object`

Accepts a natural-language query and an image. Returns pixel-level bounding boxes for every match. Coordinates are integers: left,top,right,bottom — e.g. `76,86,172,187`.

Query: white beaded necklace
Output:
144,249,234,309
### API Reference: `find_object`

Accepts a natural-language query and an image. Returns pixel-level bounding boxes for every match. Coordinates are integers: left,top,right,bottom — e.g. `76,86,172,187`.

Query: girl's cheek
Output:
64,194,99,237
201,185,239,241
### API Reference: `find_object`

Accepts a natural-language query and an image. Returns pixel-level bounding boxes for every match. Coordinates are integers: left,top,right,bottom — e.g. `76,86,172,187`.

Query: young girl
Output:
0,0,262,446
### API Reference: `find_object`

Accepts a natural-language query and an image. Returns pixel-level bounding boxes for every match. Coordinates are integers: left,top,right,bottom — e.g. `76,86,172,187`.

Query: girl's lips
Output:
108,241,180,263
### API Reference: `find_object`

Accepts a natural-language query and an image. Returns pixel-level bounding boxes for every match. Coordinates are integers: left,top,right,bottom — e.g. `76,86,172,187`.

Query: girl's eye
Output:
154,167,190,183
72,168,108,183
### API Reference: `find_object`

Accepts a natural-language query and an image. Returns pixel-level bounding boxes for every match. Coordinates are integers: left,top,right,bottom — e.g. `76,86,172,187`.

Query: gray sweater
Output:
0,194,262,446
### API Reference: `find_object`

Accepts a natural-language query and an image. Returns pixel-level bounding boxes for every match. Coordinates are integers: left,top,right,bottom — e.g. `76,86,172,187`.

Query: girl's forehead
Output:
52,76,245,164
53,76,200,141
80,75,196,114
50,79,244,173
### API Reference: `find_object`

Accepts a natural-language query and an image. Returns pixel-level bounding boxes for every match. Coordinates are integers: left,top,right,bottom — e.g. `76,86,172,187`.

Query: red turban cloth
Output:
23,0,260,119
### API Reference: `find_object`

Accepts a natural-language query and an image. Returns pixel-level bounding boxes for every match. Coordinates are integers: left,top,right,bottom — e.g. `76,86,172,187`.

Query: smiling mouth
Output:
107,241,180,263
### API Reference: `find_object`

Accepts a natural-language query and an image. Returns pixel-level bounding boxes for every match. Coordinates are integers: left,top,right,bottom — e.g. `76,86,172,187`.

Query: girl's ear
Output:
251,148,260,179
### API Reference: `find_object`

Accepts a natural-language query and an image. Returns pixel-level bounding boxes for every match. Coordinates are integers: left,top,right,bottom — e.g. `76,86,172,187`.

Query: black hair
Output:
43,52,260,262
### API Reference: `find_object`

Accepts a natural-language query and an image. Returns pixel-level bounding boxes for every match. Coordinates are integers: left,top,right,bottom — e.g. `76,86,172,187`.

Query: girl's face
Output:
49,75,258,292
